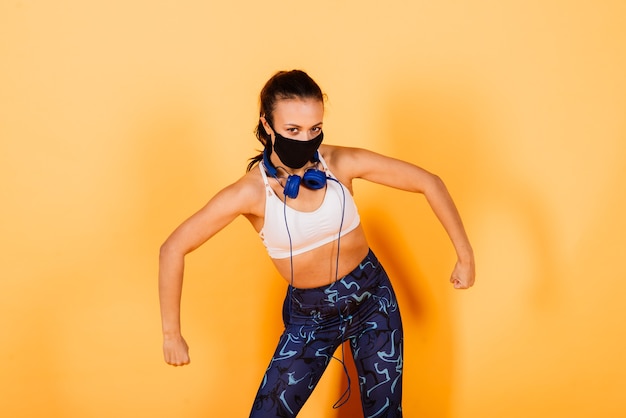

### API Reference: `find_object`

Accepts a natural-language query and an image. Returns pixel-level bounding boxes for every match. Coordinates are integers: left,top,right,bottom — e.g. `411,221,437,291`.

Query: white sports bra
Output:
259,154,361,259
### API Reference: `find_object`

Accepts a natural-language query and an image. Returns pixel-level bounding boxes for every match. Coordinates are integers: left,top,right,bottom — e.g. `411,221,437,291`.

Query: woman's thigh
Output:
250,327,340,417
348,271,404,417
350,320,403,417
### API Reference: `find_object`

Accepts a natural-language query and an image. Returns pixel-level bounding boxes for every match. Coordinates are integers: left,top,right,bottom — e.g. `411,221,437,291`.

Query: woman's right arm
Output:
158,177,259,366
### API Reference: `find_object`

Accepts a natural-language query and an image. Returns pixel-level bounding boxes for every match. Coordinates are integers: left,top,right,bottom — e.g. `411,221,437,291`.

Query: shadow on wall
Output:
330,82,478,417
389,82,566,307
356,80,568,416
333,78,562,416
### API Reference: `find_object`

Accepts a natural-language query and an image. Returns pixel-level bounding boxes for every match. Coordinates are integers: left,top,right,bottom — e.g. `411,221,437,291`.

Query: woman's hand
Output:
163,334,190,366
450,259,475,289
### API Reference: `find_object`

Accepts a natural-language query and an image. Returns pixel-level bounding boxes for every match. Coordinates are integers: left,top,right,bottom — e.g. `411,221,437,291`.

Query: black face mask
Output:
272,130,324,169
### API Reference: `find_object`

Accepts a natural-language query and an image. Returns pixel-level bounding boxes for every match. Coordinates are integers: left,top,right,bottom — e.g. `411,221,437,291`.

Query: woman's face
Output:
265,98,324,142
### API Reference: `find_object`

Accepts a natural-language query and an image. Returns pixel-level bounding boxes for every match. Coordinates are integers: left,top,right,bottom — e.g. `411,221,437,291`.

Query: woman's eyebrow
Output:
284,122,323,128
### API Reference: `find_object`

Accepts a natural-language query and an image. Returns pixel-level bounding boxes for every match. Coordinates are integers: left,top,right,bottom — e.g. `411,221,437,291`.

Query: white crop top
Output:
259,155,361,259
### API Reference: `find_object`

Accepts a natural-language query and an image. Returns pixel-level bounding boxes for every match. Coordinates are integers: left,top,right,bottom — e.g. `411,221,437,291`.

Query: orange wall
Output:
2,1,625,417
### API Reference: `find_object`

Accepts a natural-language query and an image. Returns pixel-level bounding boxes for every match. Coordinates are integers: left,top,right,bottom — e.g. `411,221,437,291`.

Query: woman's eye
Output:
311,127,322,133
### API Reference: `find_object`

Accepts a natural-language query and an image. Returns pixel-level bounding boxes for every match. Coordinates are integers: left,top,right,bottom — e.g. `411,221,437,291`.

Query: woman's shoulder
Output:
234,164,266,195
319,144,370,177
319,143,371,159
319,144,353,166
213,165,266,216
242,165,268,217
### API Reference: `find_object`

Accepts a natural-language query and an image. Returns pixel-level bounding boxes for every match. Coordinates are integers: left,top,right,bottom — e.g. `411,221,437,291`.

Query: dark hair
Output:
246,70,325,171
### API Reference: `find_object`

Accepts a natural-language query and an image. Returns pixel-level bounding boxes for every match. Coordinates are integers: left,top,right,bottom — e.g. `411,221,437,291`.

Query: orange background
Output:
2,1,625,417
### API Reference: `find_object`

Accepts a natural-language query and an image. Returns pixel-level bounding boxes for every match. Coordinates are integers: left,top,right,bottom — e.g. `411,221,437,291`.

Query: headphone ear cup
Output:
283,175,302,199
302,169,327,190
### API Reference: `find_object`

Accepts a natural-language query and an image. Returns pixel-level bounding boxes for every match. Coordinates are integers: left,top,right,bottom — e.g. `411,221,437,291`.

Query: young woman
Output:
159,70,475,417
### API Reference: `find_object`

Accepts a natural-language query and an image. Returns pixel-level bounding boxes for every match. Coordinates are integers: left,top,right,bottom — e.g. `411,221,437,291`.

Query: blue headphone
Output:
262,148,328,199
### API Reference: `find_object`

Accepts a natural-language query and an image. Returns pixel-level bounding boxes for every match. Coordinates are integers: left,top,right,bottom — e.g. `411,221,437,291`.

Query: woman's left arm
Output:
334,146,475,289
419,173,475,289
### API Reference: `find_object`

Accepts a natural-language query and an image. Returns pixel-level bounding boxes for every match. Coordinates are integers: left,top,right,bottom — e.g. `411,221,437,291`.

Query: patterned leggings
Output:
250,250,403,417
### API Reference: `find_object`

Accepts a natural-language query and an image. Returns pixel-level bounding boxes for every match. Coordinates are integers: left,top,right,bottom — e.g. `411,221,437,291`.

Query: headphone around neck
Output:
262,148,328,199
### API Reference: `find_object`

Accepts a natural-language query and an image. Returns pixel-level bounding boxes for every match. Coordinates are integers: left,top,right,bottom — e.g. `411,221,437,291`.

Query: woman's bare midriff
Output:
269,225,370,289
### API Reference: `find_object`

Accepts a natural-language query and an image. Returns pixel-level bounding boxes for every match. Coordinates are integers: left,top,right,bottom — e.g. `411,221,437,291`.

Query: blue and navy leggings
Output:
250,250,403,417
